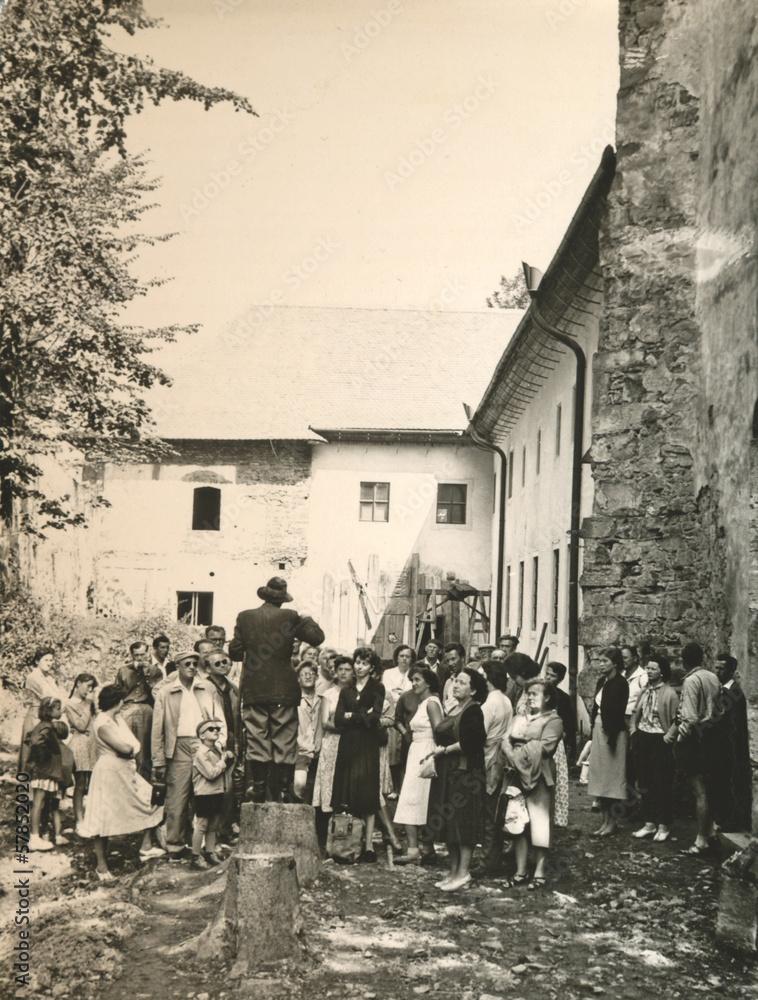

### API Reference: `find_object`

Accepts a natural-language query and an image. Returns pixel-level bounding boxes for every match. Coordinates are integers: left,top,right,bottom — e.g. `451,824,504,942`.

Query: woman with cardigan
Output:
502,679,564,888
430,667,488,892
587,647,630,836
631,652,679,842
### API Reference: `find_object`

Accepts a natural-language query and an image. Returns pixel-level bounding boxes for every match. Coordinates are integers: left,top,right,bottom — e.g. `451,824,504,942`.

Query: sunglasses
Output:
213,658,232,666
203,726,222,733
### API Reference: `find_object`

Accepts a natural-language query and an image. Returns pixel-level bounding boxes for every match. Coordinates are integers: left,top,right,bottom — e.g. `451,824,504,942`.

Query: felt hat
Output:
257,576,293,603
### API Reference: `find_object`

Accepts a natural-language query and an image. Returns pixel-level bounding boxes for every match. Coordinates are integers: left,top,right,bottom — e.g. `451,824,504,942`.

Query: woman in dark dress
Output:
430,667,488,892
330,646,385,862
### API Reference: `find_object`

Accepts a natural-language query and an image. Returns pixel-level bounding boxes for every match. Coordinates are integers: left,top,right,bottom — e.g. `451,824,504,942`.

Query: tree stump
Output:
239,801,321,887
196,852,305,973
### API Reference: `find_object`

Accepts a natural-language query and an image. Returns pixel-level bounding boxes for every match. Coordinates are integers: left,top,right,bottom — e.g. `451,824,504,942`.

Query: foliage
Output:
0,0,255,532
0,584,204,690
486,268,531,309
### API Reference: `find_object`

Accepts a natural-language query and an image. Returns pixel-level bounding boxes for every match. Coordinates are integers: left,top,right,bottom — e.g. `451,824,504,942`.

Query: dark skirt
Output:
428,754,485,847
330,727,381,816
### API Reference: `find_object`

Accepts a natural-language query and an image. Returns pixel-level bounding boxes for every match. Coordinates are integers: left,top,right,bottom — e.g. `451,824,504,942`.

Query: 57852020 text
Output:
12,771,34,988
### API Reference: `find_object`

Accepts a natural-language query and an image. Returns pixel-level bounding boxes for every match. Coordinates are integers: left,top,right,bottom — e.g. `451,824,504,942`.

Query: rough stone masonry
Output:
579,0,758,834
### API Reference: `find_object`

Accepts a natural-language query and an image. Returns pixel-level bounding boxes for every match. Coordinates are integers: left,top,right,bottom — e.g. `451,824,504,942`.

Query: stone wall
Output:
580,0,707,662
580,0,758,827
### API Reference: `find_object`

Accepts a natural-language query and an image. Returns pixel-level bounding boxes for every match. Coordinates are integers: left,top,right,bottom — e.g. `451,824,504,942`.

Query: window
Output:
536,429,541,475
507,450,514,499
556,403,562,456
518,561,525,629
359,482,390,521
436,483,467,524
521,446,526,487
552,548,560,634
505,564,512,627
192,486,220,531
177,591,214,626
532,556,539,631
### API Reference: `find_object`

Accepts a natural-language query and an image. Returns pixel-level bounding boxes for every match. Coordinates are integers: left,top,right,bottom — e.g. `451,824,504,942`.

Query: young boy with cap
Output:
191,718,235,869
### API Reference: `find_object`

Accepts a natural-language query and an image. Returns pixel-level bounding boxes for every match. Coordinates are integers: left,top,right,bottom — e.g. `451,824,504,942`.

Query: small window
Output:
521,446,526,487
505,564,512,627
552,548,560,634
532,556,539,631
359,482,390,521
436,483,467,524
177,591,214,626
536,429,541,475
507,450,514,499
518,561,525,629
192,486,220,531
555,403,562,456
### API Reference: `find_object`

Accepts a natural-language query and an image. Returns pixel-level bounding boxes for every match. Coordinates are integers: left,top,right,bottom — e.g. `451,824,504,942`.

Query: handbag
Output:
326,812,364,864
418,753,437,779
503,786,529,836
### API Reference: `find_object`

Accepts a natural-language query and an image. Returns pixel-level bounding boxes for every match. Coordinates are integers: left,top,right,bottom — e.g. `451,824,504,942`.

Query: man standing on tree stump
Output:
230,577,325,804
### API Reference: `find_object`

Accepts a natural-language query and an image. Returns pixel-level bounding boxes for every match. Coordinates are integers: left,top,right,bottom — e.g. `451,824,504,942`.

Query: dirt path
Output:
1,763,756,1000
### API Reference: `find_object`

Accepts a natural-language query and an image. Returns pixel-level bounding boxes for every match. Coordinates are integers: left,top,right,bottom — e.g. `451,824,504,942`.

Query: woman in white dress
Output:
312,657,354,812
78,684,165,879
393,667,443,865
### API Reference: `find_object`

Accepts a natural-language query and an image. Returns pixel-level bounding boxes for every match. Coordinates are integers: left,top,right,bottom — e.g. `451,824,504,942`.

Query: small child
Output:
191,718,235,870
25,697,72,850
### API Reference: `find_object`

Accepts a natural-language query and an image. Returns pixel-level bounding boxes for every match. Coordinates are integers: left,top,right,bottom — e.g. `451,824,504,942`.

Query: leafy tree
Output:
486,268,530,309
0,1,255,535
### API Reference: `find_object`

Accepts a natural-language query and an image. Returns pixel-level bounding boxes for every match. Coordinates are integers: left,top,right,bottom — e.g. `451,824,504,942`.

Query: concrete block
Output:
716,877,758,953
239,802,321,887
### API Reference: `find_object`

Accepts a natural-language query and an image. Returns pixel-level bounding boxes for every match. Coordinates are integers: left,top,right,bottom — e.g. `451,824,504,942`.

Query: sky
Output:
115,0,619,368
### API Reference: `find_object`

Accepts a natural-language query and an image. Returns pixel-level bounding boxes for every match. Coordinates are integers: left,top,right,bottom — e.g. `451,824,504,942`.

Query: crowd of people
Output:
18,576,752,888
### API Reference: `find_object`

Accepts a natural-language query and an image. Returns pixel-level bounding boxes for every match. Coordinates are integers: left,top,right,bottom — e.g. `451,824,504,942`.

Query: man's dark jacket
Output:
229,601,325,707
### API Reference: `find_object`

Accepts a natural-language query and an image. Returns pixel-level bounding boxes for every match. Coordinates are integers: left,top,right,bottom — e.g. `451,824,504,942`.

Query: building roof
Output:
471,147,617,442
149,307,523,441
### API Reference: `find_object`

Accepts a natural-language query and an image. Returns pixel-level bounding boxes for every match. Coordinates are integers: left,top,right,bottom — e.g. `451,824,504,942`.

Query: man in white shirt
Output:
294,662,322,803
152,650,225,859
150,635,171,679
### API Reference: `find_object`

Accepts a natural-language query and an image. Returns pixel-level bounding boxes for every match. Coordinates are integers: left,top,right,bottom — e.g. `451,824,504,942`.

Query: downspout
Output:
464,408,506,641
524,265,586,717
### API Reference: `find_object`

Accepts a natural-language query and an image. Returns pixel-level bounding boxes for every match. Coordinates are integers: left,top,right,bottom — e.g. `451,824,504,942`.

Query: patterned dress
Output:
64,699,98,772
312,686,341,812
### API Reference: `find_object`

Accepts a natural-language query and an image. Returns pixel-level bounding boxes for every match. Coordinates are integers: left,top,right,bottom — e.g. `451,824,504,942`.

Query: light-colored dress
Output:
312,686,341,812
64,700,98,772
394,696,442,826
78,713,163,838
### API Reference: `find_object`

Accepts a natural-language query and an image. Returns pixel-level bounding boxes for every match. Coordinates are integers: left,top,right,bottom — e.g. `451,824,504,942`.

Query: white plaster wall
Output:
91,463,310,633
302,441,495,649
498,325,598,669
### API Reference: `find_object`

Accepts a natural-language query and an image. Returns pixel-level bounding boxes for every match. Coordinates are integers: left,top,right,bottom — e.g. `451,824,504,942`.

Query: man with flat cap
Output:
151,649,226,859
230,576,325,804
